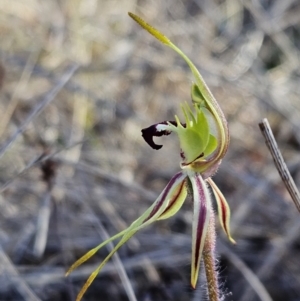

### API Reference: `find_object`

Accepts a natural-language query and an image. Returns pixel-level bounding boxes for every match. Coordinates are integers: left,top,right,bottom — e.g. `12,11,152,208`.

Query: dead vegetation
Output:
0,1,300,300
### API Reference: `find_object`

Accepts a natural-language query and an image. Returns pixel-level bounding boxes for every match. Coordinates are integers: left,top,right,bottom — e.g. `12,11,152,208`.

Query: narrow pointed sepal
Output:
207,178,236,244
188,172,211,288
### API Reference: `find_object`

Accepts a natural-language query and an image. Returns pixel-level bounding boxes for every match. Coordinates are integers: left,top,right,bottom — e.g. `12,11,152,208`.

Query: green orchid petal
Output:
207,178,235,244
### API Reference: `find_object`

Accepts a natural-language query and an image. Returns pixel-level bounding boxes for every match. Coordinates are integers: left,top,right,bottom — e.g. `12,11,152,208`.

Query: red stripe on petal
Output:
207,178,235,244
144,172,185,222
189,172,211,288
194,175,208,270
161,180,185,214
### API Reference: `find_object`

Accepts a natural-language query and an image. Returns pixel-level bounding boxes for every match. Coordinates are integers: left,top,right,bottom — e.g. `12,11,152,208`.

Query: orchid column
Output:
66,12,235,301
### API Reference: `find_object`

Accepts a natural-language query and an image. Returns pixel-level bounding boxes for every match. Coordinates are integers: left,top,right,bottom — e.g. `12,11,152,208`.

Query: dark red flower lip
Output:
141,121,182,150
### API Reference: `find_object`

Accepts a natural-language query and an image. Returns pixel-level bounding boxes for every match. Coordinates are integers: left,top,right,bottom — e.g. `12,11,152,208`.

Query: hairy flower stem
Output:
203,209,221,301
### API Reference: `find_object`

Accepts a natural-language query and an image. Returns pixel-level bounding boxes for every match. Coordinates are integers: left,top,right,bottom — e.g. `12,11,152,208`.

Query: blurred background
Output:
0,0,300,300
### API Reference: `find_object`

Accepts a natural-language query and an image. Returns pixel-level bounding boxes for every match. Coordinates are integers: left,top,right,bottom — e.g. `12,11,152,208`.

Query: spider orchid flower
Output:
66,13,235,301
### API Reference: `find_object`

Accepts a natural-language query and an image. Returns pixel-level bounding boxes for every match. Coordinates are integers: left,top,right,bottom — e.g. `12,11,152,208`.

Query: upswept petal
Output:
188,172,211,289
207,178,236,244
69,171,187,301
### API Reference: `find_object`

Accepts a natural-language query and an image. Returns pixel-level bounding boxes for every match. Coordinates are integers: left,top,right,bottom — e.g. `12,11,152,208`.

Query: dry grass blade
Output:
259,118,300,213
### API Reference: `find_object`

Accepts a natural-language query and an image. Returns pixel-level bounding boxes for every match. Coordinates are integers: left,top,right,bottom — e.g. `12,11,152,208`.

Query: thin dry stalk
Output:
259,118,300,213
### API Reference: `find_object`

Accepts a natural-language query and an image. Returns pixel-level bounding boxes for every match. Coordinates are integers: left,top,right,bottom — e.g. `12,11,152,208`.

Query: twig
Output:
259,118,300,213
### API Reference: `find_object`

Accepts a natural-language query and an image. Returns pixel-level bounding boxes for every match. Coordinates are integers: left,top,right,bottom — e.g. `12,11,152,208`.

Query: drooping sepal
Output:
188,171,211,288
207,178,236,244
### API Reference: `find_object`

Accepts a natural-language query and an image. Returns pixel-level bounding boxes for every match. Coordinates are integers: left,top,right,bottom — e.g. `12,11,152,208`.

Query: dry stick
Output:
239,118,300,301
259,118,300,213
0,64,79,160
